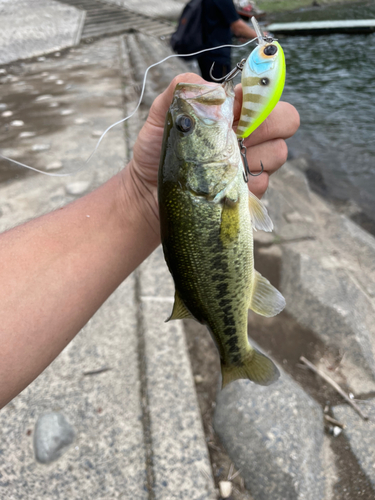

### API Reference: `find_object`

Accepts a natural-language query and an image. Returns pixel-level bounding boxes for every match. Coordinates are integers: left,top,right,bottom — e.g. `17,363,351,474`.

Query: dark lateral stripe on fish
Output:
242,93,264,104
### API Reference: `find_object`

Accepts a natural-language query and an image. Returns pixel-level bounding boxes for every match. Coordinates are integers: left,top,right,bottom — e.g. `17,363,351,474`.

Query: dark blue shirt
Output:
201,0,240,63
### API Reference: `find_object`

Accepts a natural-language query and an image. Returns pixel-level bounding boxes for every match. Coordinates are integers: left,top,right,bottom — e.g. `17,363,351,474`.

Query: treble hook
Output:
209,58,247,83
238,139,264,183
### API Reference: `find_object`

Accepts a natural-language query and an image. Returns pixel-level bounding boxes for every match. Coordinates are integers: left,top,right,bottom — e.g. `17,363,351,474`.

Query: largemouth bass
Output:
158,81,285,387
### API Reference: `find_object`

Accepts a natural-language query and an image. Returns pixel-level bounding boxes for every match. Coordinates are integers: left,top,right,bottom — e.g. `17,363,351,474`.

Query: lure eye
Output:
176,114,194,133
264,44,277,56
260,78,270,86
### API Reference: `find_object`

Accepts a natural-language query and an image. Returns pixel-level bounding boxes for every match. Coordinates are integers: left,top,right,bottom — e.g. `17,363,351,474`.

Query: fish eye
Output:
260,78,270,86
264,44,277,56
176,114,194,133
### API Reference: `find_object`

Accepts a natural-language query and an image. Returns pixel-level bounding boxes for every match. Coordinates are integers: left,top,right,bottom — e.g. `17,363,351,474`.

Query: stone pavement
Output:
103,0,186,21
0,0,185,66
0,26,215,500
0,0,85,65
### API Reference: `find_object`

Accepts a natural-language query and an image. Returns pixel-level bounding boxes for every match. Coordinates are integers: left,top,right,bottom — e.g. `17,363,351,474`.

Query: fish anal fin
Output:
250,270,286,317
248,190,273,232
166,290,195,322
221,347,279,388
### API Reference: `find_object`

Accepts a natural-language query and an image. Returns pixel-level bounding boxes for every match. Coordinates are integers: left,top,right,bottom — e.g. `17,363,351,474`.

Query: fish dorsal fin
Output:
248,191,273,232
249,270,285,317
166,290,195,322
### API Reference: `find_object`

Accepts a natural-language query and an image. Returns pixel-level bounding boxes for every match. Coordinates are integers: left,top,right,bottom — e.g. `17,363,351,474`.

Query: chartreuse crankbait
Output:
236,18,286,139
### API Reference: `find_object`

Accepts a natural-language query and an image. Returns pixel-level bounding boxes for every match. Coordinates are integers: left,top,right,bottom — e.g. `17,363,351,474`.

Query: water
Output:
233,1,375,233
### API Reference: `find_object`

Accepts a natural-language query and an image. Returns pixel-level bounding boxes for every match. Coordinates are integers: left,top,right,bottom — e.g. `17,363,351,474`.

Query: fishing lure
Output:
236,18,286,140
210,18,286,181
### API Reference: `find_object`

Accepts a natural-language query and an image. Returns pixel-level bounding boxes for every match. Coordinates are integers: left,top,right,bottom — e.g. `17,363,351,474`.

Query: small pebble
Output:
46,161,63,171
49,102,59,108
66,181,91,196
74,117,88,125
37,56,46,62
194,374,203,384
45,75,58,81
0,69,6,75
91,130,103,138
60,109,74,116
2,110,13,117
55,52,61,57
219,480,232,499
19,131,36,138
34,412,75,464
56,80,64,85
35,94,52,102
332,426,342,437
32,144,50,152
10,120,24,127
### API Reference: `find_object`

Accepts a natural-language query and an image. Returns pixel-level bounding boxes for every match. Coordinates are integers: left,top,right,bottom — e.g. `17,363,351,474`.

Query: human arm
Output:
0,73,299,408
230,18,257,39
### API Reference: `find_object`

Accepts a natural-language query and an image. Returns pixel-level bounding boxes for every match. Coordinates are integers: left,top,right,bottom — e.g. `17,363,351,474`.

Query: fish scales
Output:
162,174,252,366
158,81,285,388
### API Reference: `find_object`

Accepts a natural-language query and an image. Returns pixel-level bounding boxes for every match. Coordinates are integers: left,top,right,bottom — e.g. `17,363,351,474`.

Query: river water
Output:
232,1,375,234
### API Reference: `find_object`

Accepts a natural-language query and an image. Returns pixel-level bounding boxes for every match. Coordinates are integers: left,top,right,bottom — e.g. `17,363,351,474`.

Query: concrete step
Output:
57,0,175,40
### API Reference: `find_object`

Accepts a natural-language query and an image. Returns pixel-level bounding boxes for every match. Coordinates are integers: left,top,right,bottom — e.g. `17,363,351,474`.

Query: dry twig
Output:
324,414,346,429
82,367,111,376
299,356,369,421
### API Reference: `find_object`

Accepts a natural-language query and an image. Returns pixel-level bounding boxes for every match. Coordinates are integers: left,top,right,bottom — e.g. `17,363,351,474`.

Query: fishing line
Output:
0,37,258,178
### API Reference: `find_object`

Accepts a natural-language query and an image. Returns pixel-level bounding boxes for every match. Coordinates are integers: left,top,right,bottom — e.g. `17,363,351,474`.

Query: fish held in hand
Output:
158,81,285,388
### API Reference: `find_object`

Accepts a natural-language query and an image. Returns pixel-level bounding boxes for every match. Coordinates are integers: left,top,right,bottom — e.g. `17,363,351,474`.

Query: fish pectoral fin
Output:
213,178,239,205
248,190,273,232
221,347,280,388
166,290,195,322
249,270,286,317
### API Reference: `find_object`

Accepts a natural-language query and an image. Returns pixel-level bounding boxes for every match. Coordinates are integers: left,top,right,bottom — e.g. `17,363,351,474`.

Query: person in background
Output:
198,0,258,81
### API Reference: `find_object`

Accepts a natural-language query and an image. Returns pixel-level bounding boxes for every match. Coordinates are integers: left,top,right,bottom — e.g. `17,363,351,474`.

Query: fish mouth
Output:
173,82,234,128
174,82,227,104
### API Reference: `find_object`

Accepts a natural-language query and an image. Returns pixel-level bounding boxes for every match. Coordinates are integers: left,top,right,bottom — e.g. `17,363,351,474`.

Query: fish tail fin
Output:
221,347,279,388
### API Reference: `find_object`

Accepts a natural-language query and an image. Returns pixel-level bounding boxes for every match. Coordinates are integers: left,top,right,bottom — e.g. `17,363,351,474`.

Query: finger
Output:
246,138,288,176
147,73,207,128
247,171,269,199
244,102,300,147
234,84,300,142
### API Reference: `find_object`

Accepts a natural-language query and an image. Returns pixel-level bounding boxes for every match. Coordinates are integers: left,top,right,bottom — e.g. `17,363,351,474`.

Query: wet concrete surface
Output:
0,39,125,186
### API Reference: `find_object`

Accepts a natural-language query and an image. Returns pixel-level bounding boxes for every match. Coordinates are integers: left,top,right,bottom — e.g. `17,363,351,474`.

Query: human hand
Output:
125,73,299,231
233,83,300,198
